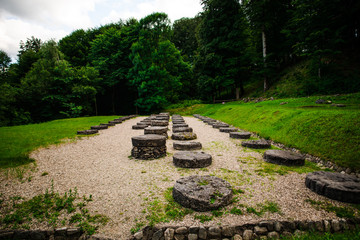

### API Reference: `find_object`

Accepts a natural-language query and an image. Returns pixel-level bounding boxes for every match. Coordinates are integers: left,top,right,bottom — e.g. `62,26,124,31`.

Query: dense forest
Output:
0,0,359,126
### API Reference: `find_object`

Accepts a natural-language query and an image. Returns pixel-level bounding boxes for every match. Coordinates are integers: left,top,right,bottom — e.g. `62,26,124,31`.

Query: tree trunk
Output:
112,86,115,114
236,88,240,100
94,97,98,116
262,30,268,92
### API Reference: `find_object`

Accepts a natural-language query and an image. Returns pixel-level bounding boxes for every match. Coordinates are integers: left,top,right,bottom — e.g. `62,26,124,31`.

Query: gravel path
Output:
0,116,355,239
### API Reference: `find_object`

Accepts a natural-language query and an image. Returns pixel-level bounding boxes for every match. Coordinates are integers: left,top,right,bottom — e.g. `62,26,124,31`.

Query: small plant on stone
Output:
198,180,209,186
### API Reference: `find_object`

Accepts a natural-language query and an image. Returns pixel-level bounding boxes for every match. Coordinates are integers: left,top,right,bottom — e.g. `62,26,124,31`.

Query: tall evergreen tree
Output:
196,0,249,101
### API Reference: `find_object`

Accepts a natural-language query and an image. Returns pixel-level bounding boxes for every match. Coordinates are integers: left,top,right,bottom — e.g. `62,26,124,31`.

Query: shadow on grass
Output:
0,156,35,169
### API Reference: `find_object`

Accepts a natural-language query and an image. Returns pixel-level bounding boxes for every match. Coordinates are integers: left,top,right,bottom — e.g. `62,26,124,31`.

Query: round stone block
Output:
144,126,168,137
108,120,120,124
102,123,112,126
173,151,211,168
156,116,169,121
91,125,108,130
203,119,217,123
305,171,360,203
208,121,219,126
172,120,185,124
213,123,230,128
229,132,251,139
173,127,193,133
173,141,202,151
77,129,98,135
171,132,197,140
112,119,123,123
151,120,169,126
263,150,305,166
132,125,147,130
241,140,271,149
137,122,150,126
173,175,233,211
219,127,238,133
173,124,189,128
132,134,166,147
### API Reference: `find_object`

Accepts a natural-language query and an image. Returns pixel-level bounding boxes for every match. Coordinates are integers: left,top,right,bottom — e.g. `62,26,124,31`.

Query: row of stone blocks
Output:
77,115,136,135
131,218,360,240
132,113,170,130
193,115,360,204
131,113,170,159
171,115,212,169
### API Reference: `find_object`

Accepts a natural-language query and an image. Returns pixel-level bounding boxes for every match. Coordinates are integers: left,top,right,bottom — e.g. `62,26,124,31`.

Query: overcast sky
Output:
0,0,203,62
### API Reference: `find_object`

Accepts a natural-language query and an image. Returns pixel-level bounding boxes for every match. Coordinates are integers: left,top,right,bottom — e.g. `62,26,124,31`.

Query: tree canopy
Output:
1,0,359,126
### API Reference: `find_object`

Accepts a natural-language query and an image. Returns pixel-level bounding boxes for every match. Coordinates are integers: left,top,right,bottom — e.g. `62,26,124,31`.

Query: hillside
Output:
167,93,360,171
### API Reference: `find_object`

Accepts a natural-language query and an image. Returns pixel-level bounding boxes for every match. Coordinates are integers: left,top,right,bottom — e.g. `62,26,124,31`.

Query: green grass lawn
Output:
167,93,360,170
0,116,118,168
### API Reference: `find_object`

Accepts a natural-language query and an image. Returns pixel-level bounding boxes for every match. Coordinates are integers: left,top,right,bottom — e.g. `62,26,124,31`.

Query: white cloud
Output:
0,0,202,62
0,12,68,61
0,0,104,29
99,0,202,24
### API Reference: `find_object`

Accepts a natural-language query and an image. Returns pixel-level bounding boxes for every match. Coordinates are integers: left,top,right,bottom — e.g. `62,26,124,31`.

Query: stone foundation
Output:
131,146,166,160
131,218,360,240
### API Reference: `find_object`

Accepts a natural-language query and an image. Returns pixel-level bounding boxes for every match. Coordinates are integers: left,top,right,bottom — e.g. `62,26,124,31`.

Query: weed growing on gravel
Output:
230,207,243,215
305,199,359,218
130,220,145,234
211,210,224,217
0,185,108,235
144,187,193,227
194,214,213,223
244,201,281,216
255,160,325,177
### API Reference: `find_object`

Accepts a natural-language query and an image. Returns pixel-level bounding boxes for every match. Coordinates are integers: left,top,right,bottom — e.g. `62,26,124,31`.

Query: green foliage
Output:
196,0,250,101
0,116,118,168
172,16,201,63
129,13,191,113
0,49,11,71
0,187,108,235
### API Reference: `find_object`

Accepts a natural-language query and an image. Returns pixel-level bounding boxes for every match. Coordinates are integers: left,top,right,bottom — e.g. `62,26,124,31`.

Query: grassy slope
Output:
0,116,118,168
168,94,360,170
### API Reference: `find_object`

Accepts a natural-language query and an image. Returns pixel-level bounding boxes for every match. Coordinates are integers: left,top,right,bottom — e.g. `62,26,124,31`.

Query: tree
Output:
59,29,92,67
129,13,191,113
285,0,360,78
89,19,139,114
244,0,292,92
20,40,101,121
172,16,201,63
0,50,11,73
196,0,249,101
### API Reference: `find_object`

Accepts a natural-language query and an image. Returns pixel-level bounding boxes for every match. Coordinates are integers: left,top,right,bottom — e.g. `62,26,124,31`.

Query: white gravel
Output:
0,116,356,239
